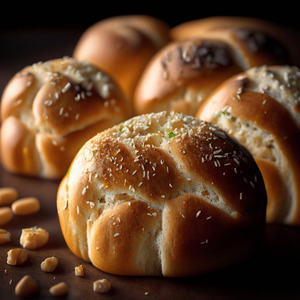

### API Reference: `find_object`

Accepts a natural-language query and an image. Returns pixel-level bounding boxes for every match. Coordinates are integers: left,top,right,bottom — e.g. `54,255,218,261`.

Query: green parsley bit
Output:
168,132,175,138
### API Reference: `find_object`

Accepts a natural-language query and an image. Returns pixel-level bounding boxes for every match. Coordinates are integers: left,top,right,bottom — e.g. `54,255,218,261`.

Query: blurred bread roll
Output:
170,16,300,66
133,29,290,116
57,111,266,277
0,57,131,179
73,15,170,98
197,65,300,225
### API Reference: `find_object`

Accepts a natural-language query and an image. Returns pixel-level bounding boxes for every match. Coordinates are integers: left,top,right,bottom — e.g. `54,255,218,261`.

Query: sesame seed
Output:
87,201,95,208
114,233,120,238
196,210,201,218
233,158,240,165
240,192,243,200
44,100,53,106
206,216,212,220
250,181,255,189
82,186,88,195
59,107,64,116
61,82,71,93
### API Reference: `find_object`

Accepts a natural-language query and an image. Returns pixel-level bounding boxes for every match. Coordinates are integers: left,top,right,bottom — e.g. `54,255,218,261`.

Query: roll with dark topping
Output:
133,27,291,116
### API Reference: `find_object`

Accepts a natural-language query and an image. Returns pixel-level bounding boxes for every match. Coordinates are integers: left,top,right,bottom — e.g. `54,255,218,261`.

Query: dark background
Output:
1,3,299,30
1,3,299,93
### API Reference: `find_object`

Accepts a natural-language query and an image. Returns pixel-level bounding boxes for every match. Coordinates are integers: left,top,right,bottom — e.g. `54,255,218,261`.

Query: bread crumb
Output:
20,227,49,249
75,264,85,277
41,257,58,272
93,278,111,293
7,248,28,265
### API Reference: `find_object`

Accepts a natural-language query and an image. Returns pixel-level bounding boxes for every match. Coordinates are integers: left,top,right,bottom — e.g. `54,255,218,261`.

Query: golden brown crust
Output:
197,65,300,225
0,57,131,179
170,16,300,66
57,111,266,277
133,38,244,116
73,15,170,98
133,24,291,116
255,158,285,223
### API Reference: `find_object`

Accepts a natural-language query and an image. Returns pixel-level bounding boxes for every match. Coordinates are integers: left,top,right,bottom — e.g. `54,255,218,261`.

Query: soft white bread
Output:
170,16,300,67
0,57,131,179
57,111,266,277
197,65,300,225
133,27,291,116
73,15,170,98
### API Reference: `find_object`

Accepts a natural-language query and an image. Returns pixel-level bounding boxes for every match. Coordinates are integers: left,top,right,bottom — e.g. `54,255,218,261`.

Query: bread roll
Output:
133,29,290,116
57,111,266,277
0,57,131,179
73,15,170,98
170,16,300,66
197,65,300,225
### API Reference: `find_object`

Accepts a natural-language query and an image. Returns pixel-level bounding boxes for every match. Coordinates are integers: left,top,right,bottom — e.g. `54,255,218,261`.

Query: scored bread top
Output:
57,111,266,276
1,57,130,135
133,25,291,117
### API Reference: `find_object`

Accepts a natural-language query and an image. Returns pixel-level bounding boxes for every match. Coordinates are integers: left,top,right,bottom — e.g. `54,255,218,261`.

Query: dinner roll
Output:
0,57,131,179
57,111,266,277
133,29,290,116
170,16,300,66
73,15,170,98
197,65,300,225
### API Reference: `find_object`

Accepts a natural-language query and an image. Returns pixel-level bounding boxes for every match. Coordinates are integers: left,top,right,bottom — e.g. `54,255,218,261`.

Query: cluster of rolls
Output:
1,15,300,277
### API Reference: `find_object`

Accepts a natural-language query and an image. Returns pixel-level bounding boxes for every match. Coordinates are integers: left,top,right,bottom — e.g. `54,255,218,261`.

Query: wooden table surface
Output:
1,26,300,300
